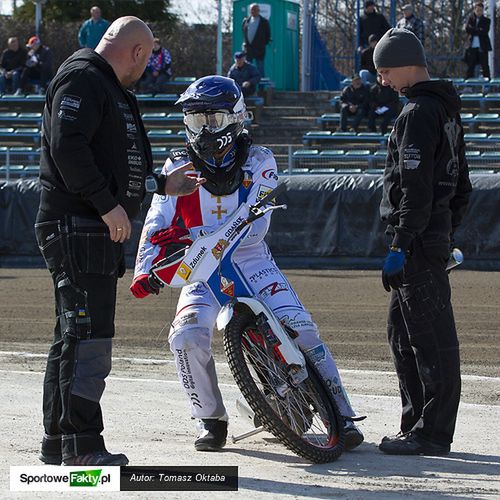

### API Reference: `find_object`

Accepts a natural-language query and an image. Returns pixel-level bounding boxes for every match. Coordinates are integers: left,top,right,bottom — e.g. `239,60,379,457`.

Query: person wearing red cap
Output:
17,35,53,95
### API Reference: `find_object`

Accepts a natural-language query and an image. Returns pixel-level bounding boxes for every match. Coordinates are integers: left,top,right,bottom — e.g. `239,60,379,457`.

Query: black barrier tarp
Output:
1,174,500,262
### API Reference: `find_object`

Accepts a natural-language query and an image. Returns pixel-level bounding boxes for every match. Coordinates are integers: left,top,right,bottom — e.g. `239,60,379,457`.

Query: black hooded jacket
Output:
380,80,472,250
39,49,160,220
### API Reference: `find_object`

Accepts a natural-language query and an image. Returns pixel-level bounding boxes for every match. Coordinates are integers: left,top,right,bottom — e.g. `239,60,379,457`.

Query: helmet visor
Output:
184,110,246,134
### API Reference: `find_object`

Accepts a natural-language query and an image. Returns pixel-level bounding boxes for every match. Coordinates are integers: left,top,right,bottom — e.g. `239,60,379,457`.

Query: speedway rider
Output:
131,76,364,452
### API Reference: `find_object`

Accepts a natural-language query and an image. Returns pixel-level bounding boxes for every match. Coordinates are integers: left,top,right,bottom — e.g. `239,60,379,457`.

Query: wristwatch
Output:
144,175,158,193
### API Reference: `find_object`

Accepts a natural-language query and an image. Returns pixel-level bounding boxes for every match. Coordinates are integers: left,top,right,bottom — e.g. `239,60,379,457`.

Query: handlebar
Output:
234,183,288,234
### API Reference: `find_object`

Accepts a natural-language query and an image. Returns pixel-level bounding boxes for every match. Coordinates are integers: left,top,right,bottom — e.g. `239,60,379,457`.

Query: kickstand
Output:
231,425,265,443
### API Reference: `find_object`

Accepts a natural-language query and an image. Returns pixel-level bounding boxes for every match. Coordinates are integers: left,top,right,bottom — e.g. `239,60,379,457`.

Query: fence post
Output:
288,145,293,176
5,148,10,183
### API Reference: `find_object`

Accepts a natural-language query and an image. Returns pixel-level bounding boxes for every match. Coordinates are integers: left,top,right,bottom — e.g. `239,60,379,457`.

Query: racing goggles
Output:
184,110,247,133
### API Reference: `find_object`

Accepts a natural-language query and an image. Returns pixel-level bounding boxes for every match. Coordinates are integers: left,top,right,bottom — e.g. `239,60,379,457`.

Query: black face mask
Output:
188,132,252,196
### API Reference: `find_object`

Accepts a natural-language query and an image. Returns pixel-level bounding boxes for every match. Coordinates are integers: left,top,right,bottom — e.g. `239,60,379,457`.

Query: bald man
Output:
36,17,204,466
78,5,110,49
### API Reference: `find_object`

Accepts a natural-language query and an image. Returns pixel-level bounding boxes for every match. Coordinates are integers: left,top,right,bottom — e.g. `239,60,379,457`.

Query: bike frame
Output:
150,192,308,373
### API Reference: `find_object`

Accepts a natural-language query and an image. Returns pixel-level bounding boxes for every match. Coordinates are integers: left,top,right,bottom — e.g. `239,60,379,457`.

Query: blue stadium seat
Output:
336,168,363,174
319,150,345,157
345,150,371,156
293,149,319,157
289,168,310,174
309,168,337,174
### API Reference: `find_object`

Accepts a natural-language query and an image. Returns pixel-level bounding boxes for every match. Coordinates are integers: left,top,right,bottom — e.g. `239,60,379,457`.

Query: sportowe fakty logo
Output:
19,469,110,487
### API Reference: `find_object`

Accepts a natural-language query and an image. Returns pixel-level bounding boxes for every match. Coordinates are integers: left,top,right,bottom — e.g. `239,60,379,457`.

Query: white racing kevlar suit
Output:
133,145,356,420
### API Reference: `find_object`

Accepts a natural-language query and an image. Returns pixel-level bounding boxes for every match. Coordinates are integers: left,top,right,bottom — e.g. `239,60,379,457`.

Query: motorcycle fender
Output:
216,302,234,331
236,297,306,368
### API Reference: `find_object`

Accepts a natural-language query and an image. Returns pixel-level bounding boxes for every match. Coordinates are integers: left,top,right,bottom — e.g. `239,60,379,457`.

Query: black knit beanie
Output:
373,28,427,68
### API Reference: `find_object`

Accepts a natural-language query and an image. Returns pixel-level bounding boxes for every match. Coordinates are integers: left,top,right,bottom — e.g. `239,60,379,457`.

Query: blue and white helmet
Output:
176,76,250,195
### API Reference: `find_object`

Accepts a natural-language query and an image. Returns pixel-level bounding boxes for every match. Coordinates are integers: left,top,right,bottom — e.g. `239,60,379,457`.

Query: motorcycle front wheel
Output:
223,310,345,463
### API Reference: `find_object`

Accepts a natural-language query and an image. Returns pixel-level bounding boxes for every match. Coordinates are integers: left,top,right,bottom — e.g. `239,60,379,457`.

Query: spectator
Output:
0,37,27,94
78,5,110,49
360,34,378,85
227,51,260,97
18,36,53,95
139,38,172,93
396,4,425,45
338,75,369,132
367,78,399,134
465,2,491,79
242,3,271,77
359,0,390,49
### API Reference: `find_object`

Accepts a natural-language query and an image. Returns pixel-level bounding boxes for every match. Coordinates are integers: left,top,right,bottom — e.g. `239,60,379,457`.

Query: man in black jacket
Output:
242,3,271,77
359,0,390,49
373,28,472,456
338,75,369,132
0,37,27,94
18,36,53,94
465,2,492,79
36,16,204,467
367,78,399,134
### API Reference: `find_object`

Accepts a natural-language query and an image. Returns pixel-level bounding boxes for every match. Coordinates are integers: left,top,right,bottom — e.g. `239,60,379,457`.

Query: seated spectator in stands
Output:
465,2,491,79
18,36,53,95
367,78,399,134
227,51,261,97
78,5,110,49
359,1,390,49
0,37,27,94
360,34,378,85
338,74,369,132
139,38,172,93
396,4,425,45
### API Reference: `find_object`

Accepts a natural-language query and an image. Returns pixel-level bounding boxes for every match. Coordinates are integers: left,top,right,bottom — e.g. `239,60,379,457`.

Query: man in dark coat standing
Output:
359,0,390,49
465,2,492,79
242,3,271,77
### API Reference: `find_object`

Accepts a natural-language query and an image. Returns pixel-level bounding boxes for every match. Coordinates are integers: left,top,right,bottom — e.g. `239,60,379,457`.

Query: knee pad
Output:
71,338,112,403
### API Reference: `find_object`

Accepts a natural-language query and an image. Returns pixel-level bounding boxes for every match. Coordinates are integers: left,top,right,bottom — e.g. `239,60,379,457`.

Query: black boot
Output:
195,419,228,452
39,434,62,465
379,431,450,456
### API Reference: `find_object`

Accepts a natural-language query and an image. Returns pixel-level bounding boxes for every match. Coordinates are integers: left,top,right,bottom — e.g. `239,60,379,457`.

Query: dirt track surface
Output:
0,268,498,378
1,268,499,499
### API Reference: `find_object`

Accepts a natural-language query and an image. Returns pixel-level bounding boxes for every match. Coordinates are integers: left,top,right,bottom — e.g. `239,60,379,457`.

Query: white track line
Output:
0,369,498,410
0,350,499,382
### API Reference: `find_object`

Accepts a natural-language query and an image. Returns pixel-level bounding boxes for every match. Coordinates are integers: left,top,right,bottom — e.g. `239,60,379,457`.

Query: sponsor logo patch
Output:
176,262,192,280
242,172,252,189
304,344,327,365
60,94,81,111
212,239,229,260
257,184,273,201
220,276,234,296
258,281,288,299
262,168,278,181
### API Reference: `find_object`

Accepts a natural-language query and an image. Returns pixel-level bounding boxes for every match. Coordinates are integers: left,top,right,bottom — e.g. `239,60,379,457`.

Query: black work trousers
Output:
35,212,124,460
340,105,365,132
465,48,490,79
387,238,461,446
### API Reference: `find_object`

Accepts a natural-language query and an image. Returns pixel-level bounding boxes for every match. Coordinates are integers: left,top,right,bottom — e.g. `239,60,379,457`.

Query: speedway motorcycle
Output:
150,184,345,463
